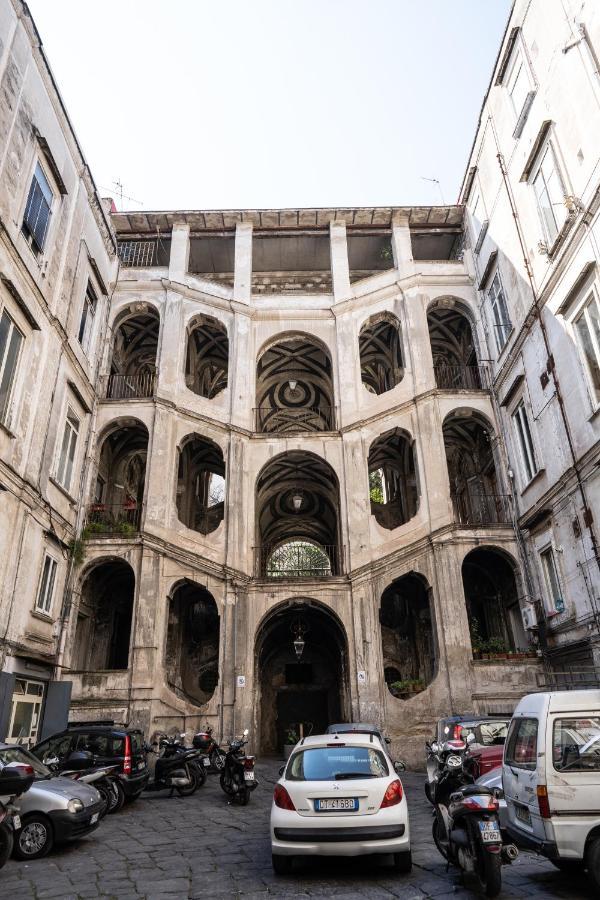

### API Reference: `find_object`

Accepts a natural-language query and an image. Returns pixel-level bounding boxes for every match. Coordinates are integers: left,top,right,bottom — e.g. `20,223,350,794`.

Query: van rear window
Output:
505,717,538,770
553,717,600,772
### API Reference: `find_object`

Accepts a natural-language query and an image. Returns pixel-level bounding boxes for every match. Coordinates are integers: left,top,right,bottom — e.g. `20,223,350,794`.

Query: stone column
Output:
220,586,237,739
168,223,190,282
333,309,362,426
233,222,253,304
391,212,414,278
330,220,351,301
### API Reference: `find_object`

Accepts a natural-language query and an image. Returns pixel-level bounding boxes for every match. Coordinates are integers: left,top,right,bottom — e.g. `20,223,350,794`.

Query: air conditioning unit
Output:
521,603,538,630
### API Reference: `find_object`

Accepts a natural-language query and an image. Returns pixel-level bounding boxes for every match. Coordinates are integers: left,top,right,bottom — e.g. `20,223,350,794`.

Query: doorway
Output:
255,600,349,754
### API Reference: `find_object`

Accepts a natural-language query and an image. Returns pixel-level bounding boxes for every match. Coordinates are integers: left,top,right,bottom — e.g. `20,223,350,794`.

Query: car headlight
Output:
67,798,84,814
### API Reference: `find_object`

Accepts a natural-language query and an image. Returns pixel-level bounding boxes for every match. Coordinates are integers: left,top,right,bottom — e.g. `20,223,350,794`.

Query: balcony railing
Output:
117,240,158,267
255,542,341,579
101,373,156,400
452,492,512,526
85,503,141,536
434,364,488,391
254,406,335,433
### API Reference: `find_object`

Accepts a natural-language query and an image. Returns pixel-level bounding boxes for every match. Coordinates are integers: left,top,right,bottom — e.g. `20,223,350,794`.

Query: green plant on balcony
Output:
389,678,425,697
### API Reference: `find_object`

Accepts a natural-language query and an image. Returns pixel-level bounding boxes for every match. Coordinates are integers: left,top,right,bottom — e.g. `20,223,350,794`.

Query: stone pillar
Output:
330,220,351,301
156,289,184,398
168,223,190,282
391,212,414,277
233,222,252,304
404,290,435,395
220,586,237,740
333,309,361,426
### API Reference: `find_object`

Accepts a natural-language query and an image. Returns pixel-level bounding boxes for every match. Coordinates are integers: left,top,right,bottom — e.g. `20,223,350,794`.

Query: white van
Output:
502,690,600,889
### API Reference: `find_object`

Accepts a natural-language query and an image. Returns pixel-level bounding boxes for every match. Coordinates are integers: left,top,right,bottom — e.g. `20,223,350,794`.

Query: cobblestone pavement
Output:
1,761,595,899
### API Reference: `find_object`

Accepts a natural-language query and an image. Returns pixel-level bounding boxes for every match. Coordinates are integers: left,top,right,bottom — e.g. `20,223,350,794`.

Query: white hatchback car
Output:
270,733,411,875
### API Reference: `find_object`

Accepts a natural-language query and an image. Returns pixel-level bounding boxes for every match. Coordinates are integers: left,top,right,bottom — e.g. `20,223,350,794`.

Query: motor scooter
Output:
0,760,35,868
219,729,258,805
192,725,226,772
427,735,518,898
159,734,208,787
143,737,201,796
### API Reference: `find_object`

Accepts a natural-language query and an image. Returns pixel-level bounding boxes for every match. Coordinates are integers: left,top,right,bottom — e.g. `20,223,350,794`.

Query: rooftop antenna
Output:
421,176,446,205
110,178,143,210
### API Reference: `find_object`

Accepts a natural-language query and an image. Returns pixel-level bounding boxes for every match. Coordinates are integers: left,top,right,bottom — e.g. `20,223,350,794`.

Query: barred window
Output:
22,163,54,253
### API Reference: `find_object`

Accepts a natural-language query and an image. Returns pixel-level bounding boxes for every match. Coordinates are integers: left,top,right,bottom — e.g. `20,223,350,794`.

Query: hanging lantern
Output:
293,635,305,660
288,379,298,392
291,615,309,660
292,492,303,511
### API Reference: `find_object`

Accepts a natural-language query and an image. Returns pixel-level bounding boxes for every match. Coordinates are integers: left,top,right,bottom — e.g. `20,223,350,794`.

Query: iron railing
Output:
452,491,512,526
101,372,156,400
434,364,488,391
85,503,142,535
117,240,158,267
255,543,340,578
536,667,600,690
254,406,335,433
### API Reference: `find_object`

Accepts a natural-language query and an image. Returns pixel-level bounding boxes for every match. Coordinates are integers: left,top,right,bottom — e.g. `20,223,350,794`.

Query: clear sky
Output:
27,0,511,212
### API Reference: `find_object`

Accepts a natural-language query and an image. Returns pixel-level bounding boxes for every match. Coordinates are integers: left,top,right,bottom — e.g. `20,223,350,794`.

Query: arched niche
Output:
368,427,419,529
165,580,220,704
255,334,335,432
185,315,229,399
380,572,436,699
176,435,225,535
74,559,135,671
359,312,404,395
462,547,526,656
427,299,483,390
106,306,160,399
90,419,149,533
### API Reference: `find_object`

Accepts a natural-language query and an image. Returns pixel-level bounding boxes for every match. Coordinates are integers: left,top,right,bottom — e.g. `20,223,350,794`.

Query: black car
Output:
32,720,149,810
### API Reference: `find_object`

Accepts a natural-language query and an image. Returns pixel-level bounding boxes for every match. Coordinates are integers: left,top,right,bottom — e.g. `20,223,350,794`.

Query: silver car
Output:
0,743,105,860
476,764,507,833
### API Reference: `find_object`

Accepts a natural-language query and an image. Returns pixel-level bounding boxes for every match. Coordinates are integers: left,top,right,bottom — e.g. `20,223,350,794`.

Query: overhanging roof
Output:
111,205,464,236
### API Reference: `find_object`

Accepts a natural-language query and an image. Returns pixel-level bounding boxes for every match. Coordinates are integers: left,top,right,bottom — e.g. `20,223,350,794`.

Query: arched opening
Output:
380,573,436,699
427,301,484,390
359,312,404,395
255,334,335,432
165,580,220,705
185,315,228,399
255,600,349,754
89,420,149,533
74,559,134,671
176,435,225,535
368,428,419,529
255,451,341,577
462,548,526,657
442,410,510,525
105,307,160,399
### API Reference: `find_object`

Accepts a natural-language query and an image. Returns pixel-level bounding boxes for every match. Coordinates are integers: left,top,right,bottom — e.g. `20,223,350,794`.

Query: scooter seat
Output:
455,784,494,797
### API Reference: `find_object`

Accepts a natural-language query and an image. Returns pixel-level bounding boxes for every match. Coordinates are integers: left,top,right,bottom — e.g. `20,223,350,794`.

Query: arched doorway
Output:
462,548,526,655
74,559,135,671
106,306,160,399
380,572,436,699
358,312,404,395
255,600,349,754
427,299,483,390
165,580,220,705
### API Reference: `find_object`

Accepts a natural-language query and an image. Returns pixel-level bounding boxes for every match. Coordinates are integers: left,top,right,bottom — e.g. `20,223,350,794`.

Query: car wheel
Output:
272,853,292,875
586,836,600,892
14,814,54,860
0,822,14,869
392,849,412,873
111,779,126,812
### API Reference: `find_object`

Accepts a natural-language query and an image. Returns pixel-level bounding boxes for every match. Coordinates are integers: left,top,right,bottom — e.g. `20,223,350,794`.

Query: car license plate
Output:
515,803,532,826
12,815,20,830
90,813,99,825
479,820,500,842
315,798,359,812
244,770,255,781
202,757,211,767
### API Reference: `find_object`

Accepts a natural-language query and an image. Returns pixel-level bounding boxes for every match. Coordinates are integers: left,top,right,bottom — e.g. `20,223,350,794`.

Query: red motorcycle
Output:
192,725,226,772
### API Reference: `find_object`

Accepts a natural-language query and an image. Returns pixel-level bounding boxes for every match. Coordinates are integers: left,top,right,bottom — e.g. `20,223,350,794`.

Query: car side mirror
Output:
278,765,285,776
394,760,406,774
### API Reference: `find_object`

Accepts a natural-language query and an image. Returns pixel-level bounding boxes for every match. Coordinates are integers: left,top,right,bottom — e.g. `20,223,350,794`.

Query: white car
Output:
270,733,411,875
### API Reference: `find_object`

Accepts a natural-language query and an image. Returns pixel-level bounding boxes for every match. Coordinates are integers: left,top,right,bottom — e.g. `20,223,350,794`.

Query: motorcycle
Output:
0,760,35,869
143,737,201,796
159,734,208,788
219,728,258,805
52,750,121,816
426,735,517,898
192,725,226,772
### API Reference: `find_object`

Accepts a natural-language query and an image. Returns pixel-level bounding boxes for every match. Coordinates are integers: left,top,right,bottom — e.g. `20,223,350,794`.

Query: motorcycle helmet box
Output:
192,732,211,751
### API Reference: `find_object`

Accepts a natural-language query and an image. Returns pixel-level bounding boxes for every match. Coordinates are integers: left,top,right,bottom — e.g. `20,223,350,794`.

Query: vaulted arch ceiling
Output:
185,315,229,398
427,306,477,369
256,337,334,432
368,428,419,529
359,314,404,395
111,312,160,376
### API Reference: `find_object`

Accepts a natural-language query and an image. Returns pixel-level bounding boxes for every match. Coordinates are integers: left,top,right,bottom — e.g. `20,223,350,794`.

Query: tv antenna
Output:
109,178,143,210
421,176,446,205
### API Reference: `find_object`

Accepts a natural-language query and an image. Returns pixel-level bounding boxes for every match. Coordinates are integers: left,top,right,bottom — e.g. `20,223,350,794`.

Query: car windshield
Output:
553,716,600,771
287,745,389,781
0,745,51,779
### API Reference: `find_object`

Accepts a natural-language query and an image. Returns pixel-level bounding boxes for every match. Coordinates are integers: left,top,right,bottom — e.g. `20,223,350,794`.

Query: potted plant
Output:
486,636,508,659
283,727,299,759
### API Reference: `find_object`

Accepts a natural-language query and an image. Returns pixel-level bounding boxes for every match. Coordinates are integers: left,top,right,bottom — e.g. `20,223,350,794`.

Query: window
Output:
507,54,530,121
487,272,512,353
553,716,600,772
540,546,565,613
0,308,24,425
512,399,538,483
505,717,538,770
573,290,600,405
22,163,54,254
36,554,58,614
34,733,73,766
532,145,567,246
78,283,96,351
56,407,80,491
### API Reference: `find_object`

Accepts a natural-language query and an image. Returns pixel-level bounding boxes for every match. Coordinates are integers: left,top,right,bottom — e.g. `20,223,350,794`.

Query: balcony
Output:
434,364,489,391
255,542,341,579
117,239,170,268
452,491,512,527
101,373,156,400
84,503,141,536
254,405,334,433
